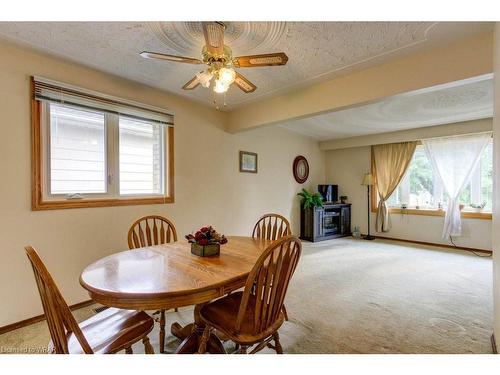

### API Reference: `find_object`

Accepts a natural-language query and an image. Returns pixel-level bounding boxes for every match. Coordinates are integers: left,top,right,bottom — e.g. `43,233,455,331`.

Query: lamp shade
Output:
361,173,374,186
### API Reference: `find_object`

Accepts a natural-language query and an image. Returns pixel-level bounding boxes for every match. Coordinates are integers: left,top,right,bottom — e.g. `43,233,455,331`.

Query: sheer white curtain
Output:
422,133,491,239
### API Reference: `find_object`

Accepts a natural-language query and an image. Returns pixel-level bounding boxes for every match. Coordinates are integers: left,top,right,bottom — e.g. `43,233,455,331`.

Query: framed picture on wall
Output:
239,151,258,173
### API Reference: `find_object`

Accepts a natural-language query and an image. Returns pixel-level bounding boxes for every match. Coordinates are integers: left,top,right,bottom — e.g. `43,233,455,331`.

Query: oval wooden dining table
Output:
79,236,272,354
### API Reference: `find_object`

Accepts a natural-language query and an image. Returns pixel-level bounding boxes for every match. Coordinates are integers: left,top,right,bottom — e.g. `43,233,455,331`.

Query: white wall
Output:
0,39,325,326
325,145,492,251
492,22,500,348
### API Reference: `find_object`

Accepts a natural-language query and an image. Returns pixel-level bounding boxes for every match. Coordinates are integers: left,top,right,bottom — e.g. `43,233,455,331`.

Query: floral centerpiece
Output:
186,226,227,257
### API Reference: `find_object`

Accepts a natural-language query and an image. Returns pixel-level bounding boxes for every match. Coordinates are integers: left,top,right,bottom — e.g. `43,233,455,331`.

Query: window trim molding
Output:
370,144,492,221
31,79,175,211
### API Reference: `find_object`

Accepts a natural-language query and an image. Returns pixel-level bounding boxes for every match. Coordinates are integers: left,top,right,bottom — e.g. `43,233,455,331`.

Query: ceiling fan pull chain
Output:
213,93,220,111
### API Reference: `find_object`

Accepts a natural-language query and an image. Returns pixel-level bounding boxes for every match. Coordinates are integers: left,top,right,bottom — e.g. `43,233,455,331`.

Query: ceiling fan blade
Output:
202,22,225,55
233,52,289,68
182,76,201,90
140,51,203,65
234,72,257,93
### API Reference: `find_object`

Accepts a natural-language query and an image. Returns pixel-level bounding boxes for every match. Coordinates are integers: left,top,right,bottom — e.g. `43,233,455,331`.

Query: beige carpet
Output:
0,238,493,354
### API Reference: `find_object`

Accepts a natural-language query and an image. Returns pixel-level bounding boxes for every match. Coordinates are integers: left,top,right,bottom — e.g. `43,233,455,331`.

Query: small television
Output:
318,185,338,203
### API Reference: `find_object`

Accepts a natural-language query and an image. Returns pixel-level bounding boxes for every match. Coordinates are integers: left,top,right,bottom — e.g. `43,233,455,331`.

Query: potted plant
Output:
297,188,324,209
185,226,228,257
400,203,408,215
470,202,486,212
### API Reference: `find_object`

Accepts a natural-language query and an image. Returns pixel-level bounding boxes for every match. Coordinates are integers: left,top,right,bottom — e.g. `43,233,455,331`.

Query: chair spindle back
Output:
252,213,291,241
235,235,301,335
127,215,178,249
24,246,93,354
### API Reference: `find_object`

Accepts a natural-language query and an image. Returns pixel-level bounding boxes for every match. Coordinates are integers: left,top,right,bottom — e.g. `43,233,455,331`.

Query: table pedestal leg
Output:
173,304,225,354
172,322,229,342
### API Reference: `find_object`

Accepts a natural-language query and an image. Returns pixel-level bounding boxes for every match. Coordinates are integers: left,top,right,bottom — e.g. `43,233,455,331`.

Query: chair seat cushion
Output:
66,307,154,354
199,291,284,345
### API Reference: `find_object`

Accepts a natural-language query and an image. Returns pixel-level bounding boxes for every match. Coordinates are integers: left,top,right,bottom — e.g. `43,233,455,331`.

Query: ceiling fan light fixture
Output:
213,78,230,94
218,67,236,85
139,22,289,105
196,70,213,88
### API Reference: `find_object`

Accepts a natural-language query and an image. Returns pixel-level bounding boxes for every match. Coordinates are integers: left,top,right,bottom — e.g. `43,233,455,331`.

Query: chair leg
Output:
143,337,154,354
252,339,272,354
273,332,283,354
198,326,211,354
282,305,289,321
125,346,133,354
159,309,166,354
239,345,248,354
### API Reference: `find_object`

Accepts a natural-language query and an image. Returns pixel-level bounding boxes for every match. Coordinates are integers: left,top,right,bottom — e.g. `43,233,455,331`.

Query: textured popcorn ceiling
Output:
279,76,494,141
0,21,493,109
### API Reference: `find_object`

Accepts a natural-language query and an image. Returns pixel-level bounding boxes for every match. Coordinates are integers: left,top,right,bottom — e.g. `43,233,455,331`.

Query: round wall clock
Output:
293,155,309,184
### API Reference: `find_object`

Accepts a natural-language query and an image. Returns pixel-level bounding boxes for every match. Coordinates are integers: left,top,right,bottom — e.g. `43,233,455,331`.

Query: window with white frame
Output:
48,104,107,195
386,141,493,211
118,116,165,195
33,77,173,209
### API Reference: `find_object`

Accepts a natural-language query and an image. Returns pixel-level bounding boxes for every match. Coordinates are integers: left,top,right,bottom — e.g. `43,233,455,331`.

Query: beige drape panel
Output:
372,142,417,232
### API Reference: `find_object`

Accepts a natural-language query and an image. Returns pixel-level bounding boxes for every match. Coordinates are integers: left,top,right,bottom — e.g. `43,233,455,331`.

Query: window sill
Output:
32,196,174,211
371,207,491,220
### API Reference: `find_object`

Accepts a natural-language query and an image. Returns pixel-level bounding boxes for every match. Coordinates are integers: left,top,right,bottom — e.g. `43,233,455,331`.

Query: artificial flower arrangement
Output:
186,226,228,257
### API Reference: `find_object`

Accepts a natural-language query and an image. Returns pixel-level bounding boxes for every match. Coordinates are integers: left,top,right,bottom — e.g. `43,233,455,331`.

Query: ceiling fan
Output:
140,22,288,97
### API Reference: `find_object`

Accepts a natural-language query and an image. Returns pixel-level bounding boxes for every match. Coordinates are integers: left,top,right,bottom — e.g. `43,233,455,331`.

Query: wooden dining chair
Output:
197,235,302,354
252,213,292,321
127,215,178,249
127,215,178,353
252,213,291,241
25,246,154,354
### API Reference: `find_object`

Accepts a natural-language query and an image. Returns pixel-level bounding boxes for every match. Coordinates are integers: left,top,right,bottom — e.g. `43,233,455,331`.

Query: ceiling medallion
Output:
149,22,288,56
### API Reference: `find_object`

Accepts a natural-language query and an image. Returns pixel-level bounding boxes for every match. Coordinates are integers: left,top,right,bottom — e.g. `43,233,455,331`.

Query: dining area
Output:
25,213,301,354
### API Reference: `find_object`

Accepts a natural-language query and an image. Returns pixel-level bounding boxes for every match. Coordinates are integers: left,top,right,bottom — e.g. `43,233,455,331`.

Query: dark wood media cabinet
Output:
300,203,351,242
